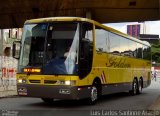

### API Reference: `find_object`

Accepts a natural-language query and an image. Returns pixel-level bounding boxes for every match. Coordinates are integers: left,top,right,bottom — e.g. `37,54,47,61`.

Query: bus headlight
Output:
65,81,71,85
17,78,27,83
18,79,22,83
65,80,76,85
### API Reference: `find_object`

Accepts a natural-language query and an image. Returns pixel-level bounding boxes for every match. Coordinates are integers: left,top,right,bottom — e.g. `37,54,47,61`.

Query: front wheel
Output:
41,98,54,103
88,86,98,105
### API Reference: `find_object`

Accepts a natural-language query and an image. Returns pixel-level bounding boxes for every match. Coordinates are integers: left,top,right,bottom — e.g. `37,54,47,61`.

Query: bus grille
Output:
44,80,57,84
29,80,40,83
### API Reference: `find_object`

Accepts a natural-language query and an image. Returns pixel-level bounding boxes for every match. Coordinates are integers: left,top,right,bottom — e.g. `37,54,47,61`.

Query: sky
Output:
105,21,160,37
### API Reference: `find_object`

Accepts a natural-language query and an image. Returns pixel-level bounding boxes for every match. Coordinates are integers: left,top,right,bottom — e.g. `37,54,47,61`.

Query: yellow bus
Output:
13,17,151,104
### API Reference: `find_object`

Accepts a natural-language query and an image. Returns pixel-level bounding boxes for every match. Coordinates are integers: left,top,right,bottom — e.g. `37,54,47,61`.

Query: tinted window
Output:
137,43,143,59
143,45,151,60
95,27,108,52
79,23,93,78
128,40,137,57
81,23,93,60
20,23,47,68
44,23,79,75
109,32,120,55
120,37,129,56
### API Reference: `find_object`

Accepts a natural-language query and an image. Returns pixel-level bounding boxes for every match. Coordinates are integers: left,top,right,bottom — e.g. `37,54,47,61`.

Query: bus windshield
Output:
19,22,79,75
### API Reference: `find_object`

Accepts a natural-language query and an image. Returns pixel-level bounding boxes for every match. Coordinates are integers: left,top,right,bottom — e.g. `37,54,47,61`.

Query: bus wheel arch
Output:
93,77,102,96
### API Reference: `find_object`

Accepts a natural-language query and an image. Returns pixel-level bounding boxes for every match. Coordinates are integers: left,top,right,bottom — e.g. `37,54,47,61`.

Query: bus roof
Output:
25,17,150,47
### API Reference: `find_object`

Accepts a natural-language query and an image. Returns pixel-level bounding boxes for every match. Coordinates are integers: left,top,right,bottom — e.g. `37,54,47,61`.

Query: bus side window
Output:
95,27,108,53
128,40,137,58
109,32,120,55
143,45,151,60
137,43,143,59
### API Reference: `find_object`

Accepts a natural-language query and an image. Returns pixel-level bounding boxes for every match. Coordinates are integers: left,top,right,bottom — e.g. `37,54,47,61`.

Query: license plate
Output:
18,92,27,95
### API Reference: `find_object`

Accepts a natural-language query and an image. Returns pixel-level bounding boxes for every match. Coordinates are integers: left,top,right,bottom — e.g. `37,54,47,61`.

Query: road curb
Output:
148,95,160,110
0,90,17,98
0,95,19,99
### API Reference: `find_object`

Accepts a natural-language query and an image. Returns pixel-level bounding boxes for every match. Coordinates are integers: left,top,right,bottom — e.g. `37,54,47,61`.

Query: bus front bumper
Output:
17,84,91,100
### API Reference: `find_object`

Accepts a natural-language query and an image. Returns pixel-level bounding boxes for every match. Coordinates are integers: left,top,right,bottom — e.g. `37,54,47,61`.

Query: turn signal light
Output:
24,68,41,73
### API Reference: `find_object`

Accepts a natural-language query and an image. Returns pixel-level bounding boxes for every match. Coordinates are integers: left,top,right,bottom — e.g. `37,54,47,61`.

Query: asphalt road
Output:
0,80,160,116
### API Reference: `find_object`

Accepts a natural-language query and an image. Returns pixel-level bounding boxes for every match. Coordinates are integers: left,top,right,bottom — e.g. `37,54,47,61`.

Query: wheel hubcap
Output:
139,85,142,92
139,80,142,92
91,86,98,102
133,81,137,94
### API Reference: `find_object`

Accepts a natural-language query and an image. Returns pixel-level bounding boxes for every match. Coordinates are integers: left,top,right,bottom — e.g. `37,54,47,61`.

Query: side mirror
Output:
12,41,21,59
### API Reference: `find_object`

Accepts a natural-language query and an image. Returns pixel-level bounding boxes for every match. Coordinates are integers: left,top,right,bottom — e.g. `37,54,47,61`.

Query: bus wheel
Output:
41,98,54,103
138,78,143,94
130,79,138,95
88,85,98,105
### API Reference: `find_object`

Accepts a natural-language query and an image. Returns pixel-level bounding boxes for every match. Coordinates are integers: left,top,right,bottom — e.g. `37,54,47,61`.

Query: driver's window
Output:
81,23,93,59
80,22,93,78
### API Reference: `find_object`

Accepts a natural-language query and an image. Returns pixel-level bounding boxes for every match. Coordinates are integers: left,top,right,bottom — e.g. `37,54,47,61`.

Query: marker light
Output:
24,68,41,73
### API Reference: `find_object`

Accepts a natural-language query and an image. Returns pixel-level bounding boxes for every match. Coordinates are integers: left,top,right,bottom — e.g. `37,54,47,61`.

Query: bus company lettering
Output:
106,57,131,68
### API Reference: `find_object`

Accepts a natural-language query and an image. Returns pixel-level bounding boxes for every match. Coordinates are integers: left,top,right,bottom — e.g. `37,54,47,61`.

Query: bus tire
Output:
88,85,98,105
87,78,102,105
41,98,54,103
130,78,138,96
138,78,143,94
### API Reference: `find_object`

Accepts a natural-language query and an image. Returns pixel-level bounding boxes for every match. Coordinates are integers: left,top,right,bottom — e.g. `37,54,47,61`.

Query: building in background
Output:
127,24,140,37
139,34,160,72
0,28,22,97
107,21,160,73
139,34,159,44
3,28,22,56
